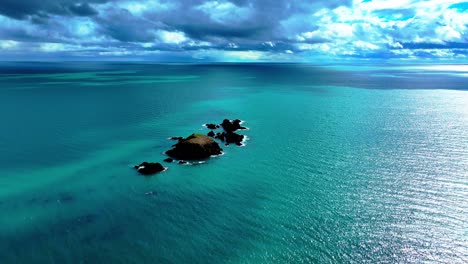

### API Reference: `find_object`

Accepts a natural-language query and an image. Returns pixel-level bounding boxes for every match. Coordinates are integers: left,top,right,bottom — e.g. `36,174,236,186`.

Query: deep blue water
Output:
0,62,467,263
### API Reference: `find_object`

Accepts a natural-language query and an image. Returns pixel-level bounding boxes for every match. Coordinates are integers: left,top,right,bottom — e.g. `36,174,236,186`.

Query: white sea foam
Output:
211,151,225,157
238,120,250,130
240,135,249,147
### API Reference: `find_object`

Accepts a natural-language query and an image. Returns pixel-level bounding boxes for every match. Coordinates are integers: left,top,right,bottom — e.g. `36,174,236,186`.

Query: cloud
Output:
69,3,99,16
0,0,466,61
0,1,106,20
158,30,187,44
0,39,18,49
196,1,254,24
94,7,158,42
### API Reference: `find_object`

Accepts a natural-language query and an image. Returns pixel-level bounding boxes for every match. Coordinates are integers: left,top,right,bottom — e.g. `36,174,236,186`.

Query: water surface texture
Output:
0,63,467,263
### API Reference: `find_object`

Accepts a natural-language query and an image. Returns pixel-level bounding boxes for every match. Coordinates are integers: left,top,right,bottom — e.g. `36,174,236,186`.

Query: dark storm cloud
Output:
69,3,99,17
159,0,353,42
0,0,105,19
95,7,160,42
30,13,51,25
0,0,353,43
179,24,268,40
0,27,41,42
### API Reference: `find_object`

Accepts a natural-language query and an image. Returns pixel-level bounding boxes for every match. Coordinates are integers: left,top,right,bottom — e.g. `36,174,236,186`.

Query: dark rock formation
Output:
166,134,223,160
178,160,188,165
134,162,165,175
163,158,174,163
220,119,246,132
213,131,244,145
215,132,224,141
207,131,215,137
170,137,184,141
225,132,245,146
205,124,219,130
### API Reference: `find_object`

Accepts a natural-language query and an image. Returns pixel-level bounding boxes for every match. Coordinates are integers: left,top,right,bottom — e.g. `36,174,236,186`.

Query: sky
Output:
0,0,467,62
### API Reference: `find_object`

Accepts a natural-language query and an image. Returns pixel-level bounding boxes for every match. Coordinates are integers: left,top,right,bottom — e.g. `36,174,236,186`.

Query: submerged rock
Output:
166,134,222,160
58,193,74,203
134,162,165,175
170,137,184,141
163,158,174,163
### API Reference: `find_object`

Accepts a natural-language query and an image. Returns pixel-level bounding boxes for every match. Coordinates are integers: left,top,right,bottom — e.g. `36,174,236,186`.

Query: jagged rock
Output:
213,131,244,145
220,119,246,132
215,132,225,141
134,162,165,175
207,131,215,137
166,134,223,160
225,132,245,146
233,119,247,130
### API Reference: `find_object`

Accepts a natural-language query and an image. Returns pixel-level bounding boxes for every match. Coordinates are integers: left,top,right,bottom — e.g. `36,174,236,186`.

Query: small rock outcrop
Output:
166,134,223,160
163,158,174,163
225,132,245,146
207,131,215,137
134,162,165,175
205,124,219,130
220,119,246,132
214,131,244,145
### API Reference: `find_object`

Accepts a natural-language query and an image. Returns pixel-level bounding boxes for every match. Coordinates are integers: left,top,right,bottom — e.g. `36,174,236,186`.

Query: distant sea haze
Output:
0,62,467,263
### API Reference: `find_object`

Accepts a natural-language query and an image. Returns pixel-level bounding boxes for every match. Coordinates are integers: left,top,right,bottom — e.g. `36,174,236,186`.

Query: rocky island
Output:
210,119,247,146
134,119,247,175
220,119,246,132
134,162,166,175
166,134,223,160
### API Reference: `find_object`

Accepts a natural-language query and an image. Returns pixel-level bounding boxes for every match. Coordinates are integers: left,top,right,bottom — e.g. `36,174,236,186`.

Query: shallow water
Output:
0,62,467,263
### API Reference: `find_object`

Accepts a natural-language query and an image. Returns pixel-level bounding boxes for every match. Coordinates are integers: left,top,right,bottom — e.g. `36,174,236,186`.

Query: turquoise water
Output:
0,63,467,263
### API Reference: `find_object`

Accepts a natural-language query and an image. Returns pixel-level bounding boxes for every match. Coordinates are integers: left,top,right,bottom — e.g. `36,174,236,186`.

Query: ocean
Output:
0,62,467,263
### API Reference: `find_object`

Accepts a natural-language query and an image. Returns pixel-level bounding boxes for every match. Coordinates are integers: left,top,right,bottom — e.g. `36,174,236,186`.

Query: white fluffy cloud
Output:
158,30,187,44
282,0,468,59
